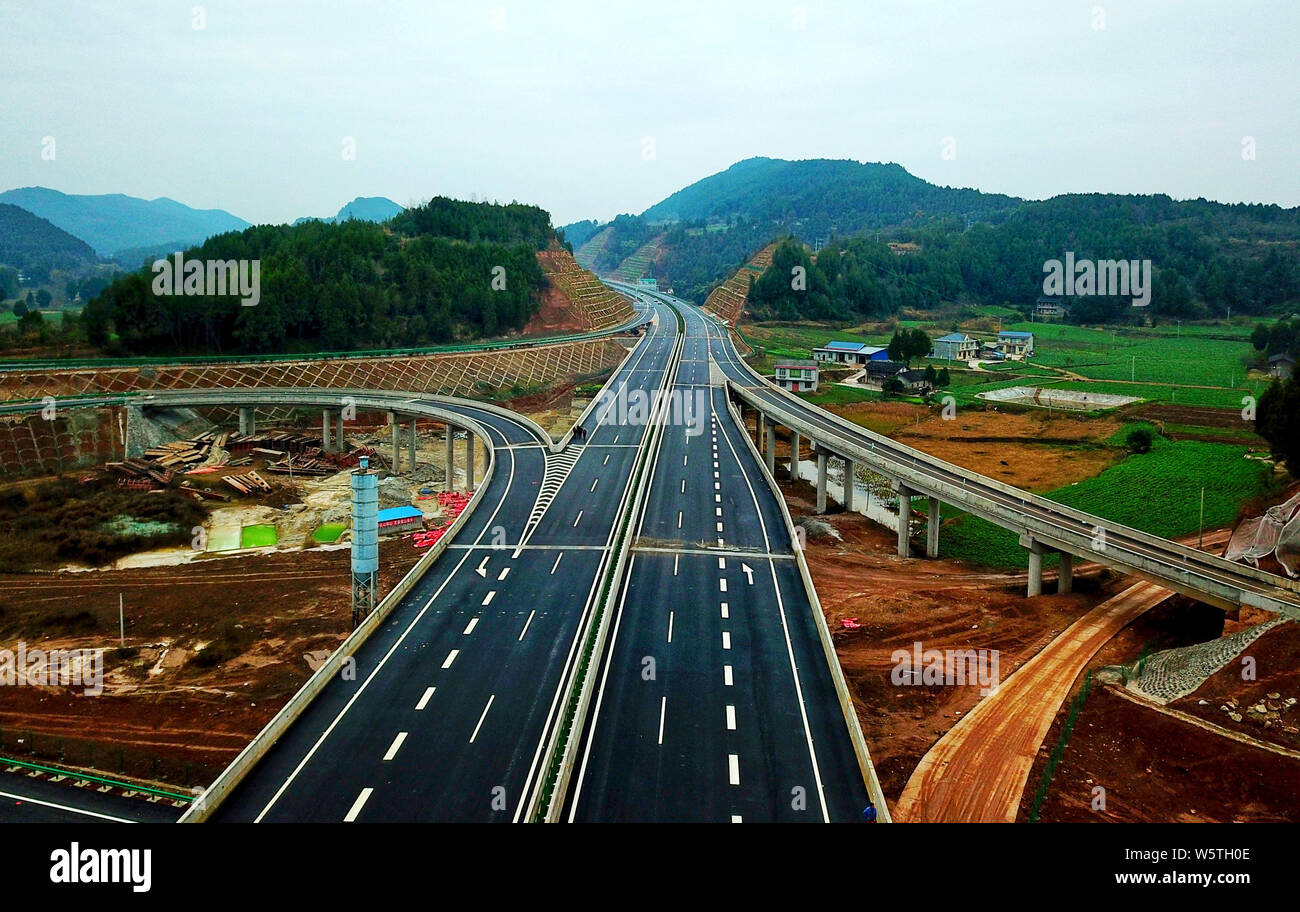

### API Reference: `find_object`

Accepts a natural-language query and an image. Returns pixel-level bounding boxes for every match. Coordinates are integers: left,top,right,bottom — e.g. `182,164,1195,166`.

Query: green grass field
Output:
939,435,1274,569
240,524,278,548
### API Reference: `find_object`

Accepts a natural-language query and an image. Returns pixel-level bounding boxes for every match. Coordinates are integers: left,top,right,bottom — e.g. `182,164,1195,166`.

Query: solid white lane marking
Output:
723,665,733,686
519,609,536,641
726,705,736,730
482,591,496,606
721,602,729,619
722,631,731,650
383,731,408,761
415,687,436,710
573,510,583,527
442,649,459,668
657,697,667,745
463,617,479,635
0,789,133,823
498,567,510,581
667,611,674,643
551,552,563,574
728,754,740,786
469,694,495,743
344,788,373,822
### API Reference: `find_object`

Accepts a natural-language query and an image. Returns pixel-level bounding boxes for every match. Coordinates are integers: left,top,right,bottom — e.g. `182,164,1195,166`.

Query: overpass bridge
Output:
611,282,1300,622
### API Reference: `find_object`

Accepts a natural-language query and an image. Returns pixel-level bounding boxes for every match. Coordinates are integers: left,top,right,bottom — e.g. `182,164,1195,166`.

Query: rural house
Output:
812,340,889,365
1269,352,1295,380
1035,296,1068,319
931,332,978,361
774,358,819,392
997,330,1034,359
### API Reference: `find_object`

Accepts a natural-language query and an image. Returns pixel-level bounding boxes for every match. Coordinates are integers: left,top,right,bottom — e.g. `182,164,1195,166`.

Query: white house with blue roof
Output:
812,340,890,365
997,330,1035,359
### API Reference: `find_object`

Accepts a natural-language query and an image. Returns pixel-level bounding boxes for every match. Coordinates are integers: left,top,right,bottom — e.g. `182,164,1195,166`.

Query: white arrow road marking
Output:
475,556,489,578
742,564,754,585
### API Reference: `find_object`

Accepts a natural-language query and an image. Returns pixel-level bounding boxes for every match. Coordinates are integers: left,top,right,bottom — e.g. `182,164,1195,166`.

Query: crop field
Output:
939,435,1275,568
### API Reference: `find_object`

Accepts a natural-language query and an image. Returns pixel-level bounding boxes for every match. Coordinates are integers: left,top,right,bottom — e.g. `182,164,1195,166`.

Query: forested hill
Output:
0,203,99,271
83,197,557,356
569,157,1300,318
642,157,1022,234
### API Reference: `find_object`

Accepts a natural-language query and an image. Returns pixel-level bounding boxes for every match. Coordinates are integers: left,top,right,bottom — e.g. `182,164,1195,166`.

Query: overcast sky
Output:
3,1,1297,227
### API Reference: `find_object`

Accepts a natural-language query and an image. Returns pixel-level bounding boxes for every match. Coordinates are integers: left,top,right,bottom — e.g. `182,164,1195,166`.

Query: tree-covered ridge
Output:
389,196,552,249
0,203,99,272
83,197,551,355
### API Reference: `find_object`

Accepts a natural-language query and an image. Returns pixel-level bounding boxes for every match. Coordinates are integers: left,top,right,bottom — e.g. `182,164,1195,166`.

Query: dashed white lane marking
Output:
719,578,727,593
715,507,722,517
344,788,373,822
463,618,479,635
415,687,436,710
469,694,495,743
667,611,675,643
728,754,740,786
721,602,729,619
673,554,679,575
717,557,726,570
519,610,536,641
677,511,683,529
731,815,743,823
681,479,686,494
551,552,563,574
498,567,509,581
713,471,719,479
613,434,620,444
383,731,408,761
603,455,609,466
573,510,583,527
715,494,721,503
442,649,459,669
590,479,598,492
722,631,732,650
482,591,496,607
714,481,720,490
725,705,737,730
723,665,733,686
658,696,667,745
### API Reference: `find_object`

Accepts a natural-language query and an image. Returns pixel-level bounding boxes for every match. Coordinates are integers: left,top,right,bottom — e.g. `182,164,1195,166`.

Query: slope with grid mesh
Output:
703,242,777,324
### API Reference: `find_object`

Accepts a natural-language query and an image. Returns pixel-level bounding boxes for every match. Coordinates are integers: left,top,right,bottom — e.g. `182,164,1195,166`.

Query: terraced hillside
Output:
702,242,777,324
536,246,637,332
611,234,665,283
573,225,614,271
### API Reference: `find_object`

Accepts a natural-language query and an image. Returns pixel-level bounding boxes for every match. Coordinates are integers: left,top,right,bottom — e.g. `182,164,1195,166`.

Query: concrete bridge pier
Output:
1059,551,1074,594
757,412,767,455
926,496,941,558
239,407,254,436
124,403,146,459
896,483,913,558
764,421,776,474
407,419,417,471
466,433,475,490
789,430,800,480
1027,539,1046,597
842,457,855,512
322,409,333,453
815,447,828,514
444,424,455,490
388,412,401,473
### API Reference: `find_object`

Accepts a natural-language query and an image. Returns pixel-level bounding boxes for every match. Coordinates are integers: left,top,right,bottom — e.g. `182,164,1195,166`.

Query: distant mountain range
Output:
294,196,404,225
0,187,250,259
